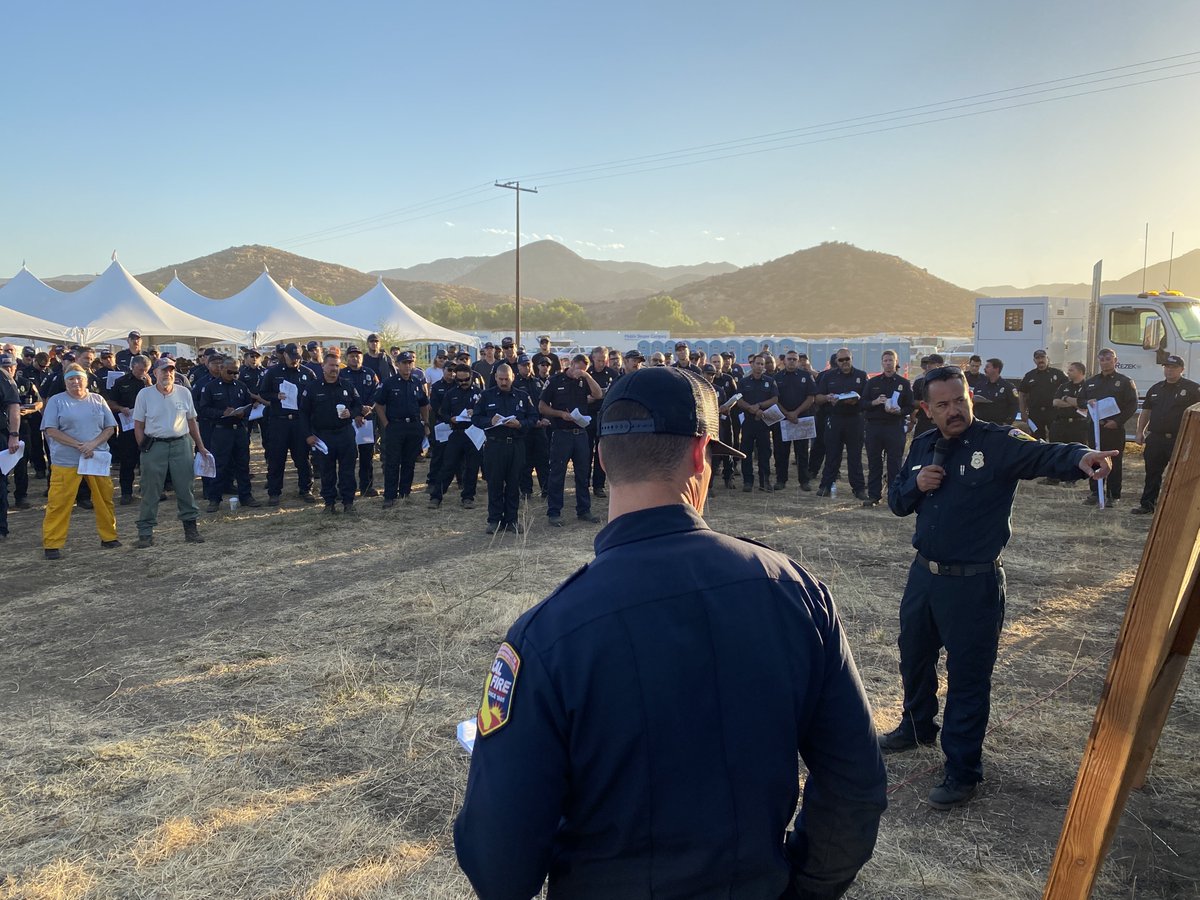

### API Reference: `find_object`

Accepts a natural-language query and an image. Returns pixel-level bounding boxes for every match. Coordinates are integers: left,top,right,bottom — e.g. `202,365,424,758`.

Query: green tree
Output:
544,297,590,329
307,291,337,306
710,316,736,334
428,297,467,328
635,295,697,330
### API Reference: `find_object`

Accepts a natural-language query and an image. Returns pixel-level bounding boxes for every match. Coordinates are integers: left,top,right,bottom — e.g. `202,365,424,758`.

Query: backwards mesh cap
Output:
600,366,745,457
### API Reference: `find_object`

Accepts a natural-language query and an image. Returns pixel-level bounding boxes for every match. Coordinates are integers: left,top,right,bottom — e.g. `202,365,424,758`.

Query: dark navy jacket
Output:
815,367,868,417
890,420,1090,564
257,363,317,419
472,386,536,436
455,504,887,900
196,378,253,425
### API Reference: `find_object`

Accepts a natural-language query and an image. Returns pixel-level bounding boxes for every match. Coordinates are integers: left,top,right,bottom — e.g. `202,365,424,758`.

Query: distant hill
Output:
373,242,738,301
976,248,1200,298
601,242,979,334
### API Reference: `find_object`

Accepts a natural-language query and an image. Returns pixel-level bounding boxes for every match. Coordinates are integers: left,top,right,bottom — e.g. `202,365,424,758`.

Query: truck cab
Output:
1096,291,1200,396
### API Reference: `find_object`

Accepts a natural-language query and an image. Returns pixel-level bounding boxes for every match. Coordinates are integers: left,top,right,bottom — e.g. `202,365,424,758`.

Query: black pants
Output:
772,425,810,486
383,422,424,499
1140,432,1175,510
740,418,772,486
1098,425,1126,499
209,424,252,502
898,560,1006,785
1028,407,1055,441
198,419,216,499
719,416,736,482
115,428,140,498
318,427,357,505
808,409,831,480
547,428,591,518
821,415,865,492
13,423,31,502
431,431,478,501
265,416,313,497
865,420,905,502
586,417,605,492
356,437,375,494
485,435,524,525
520,428,549,496
25,412,46,474
0,469,7,536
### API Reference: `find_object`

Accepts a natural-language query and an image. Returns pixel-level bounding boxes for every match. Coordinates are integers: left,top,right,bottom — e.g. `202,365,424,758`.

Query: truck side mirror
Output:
1142,315,1165,352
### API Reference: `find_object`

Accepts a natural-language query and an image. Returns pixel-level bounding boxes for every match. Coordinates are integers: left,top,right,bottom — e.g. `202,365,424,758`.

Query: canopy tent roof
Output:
0,303,76,343
316,277,479,346
14,261,245,345
286,280,323,311
161,270,363,346
0,266,67,316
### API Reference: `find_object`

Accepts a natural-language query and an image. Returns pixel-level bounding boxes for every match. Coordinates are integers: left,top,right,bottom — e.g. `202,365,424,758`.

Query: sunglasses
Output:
837,357,851,363
925,365,965,382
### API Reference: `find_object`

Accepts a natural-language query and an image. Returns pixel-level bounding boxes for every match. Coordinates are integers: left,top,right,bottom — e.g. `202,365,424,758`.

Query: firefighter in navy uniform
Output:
5,355,41,510
736,354,779,492
862,349,913,507
1050,362,1090,450
908,354,942,441
964,355,986,393
425,360,458,501
302,355,364,514
1132,355,1200,515
1017,350,1066,441
540,354,604,526
473,362,537,533
106,355,151,504
197,357,260,512
375,351,429,507
455,366,888,900
814,348,870,501
429,363,481,509
881,365,1117,808
971,358,1018,426
586,347,618,498
513,355,550,499
340,347,380,498
258,343,318,505
711,357,739,488
1076,348,1138,506
773,350,816,490
531,335,561,375
114,331,143,373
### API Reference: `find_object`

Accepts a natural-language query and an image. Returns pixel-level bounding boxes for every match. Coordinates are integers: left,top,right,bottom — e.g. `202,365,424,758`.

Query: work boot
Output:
381,499,396,510
799,481,812,492
120,495,135,506
135,535,154,549
853,490,871,502
342,503,354,515
324,502,338,515
461,498,475,509
1082,494,1098,506
362,488,379,497
267,495,281,507
206,499,221,513
242,497,262,508
742,483,753,493
548,516,564,527
77,497,93,510
44,548,62,560
593,486,607,498
862,499,880,508
486,521,499,535
927,776,977,810
759,482,774,492
579,512,601,523
1130,505,1154,515
815,487,831,497
878,726,938,754
101,539,122,549
428,497,441,509
183,521,205,543
299,491,318,504
14,498,30,510
505,522,525,534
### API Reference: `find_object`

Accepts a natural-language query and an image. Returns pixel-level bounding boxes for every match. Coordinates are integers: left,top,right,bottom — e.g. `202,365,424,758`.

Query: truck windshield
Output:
1165,302,1200,342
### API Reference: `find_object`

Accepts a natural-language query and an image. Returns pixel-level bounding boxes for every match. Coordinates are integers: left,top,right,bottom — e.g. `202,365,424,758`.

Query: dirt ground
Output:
1,444,1197,900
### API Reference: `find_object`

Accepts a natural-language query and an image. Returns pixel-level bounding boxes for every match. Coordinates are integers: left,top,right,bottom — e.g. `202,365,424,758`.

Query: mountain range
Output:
975,248,1200,298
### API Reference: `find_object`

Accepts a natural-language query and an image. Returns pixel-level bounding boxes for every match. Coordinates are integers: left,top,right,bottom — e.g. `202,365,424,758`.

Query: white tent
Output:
286,280,323,311
0,266,67,317
161,269,363,347
0,304,75,343
318,276,479,346
37,260,245,345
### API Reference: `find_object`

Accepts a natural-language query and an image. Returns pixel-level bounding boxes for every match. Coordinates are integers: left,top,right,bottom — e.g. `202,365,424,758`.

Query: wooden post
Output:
1044,403,1200,899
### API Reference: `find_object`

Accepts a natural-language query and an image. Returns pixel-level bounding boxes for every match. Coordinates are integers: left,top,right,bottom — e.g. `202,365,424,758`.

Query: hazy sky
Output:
2,1,1198,289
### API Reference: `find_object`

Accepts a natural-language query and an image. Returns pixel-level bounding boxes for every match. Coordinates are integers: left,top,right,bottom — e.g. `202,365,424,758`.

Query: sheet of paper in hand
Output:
193,451,217,478
780,416,817,441
77,450,112,477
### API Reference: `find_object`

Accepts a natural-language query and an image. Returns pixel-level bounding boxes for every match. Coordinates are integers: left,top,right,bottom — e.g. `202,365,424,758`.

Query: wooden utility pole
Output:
1044,402,1200,898
494,181,537,348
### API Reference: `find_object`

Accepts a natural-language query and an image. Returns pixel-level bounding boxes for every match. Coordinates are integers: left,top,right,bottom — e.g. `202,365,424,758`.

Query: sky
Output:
2,1,1198,290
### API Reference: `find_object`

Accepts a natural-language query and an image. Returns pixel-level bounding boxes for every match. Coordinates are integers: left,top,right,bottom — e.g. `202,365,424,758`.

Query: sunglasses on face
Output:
925,365,965,383
837,357,851,363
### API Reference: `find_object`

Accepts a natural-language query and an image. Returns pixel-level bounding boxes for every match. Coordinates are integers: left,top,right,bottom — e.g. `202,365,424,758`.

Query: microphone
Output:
931,437,954,468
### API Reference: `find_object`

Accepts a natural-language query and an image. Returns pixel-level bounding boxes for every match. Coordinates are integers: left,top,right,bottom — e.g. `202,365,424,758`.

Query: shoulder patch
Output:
477,642,521,738
1008,428,1037,442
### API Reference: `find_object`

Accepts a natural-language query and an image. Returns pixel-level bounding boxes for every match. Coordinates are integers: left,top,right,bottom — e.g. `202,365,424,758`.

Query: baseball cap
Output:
1164,354,1185,367
306,341,319,351
397,351,415,363
624,349,644,360
346,345,362,355
22,346,35,356
720,351,734,359
1033,348,1048,357
501,336,514,347
538,335,550,342
674,341,688,350
600,366,745,458
153,357,175,371
701,363,716,374
0,353,15,366
100,348,113,357
128,330,141,339
517,354,531,364
435,350,448,359
483,342,495,350
367,333,380,341
282,342,301,356
62,351,77,362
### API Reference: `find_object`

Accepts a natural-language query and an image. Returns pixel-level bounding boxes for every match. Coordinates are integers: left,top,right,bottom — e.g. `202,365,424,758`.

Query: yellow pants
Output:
43,466,118,549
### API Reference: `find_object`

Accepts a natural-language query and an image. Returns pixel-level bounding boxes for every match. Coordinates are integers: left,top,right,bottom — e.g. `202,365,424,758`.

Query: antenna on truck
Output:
1141,222,1149,293
1167,231,1175,291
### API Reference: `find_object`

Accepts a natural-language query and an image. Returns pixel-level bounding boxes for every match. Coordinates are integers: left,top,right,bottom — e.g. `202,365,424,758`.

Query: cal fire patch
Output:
477,642,521,737
1008,428,1036,442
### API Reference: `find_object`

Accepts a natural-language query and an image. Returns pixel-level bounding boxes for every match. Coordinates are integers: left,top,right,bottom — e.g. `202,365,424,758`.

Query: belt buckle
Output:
928,559,940,575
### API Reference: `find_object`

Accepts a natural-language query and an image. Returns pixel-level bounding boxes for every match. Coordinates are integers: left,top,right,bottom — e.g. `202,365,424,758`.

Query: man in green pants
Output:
132,357,210,548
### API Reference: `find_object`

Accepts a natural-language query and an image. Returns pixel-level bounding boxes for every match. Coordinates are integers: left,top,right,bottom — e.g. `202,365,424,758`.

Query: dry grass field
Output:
1,445,1197,899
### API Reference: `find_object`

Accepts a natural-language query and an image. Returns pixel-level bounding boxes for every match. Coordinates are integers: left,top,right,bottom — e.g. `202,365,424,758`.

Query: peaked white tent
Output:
161,270,363,347
0,304,75,343
0,266,67,317
317,277,478,346
39,260,245,345
286,280,323,311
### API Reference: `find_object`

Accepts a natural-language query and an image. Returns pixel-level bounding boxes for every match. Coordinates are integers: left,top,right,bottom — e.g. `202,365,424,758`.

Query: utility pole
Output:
495,181,537,347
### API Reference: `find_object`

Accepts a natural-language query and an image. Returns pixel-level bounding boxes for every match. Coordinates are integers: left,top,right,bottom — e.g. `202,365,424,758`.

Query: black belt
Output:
216,422,245,429
1149,431,1176,440
271,413,297,420
490,435,519,443
553,427,585,435
149,434,187,443
389,417,417,424
915,553,1002,577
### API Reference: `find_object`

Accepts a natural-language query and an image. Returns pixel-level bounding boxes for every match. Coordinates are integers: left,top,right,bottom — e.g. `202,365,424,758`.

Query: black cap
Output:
346,345,362,355
674,341,689,350
701,363,716,374
517,354,531,364
538,335,550,342
624,349,644,360
100,348,113,356
397,351,415,363
435,349,448,358
367,333,380,341
483,342,495,350
128,330,141,339
22,346,35,355
283,342,301,356
501,336,514,347
306,341,319,351
721,351,734,358
600,366,745,458
1165,354,1185,367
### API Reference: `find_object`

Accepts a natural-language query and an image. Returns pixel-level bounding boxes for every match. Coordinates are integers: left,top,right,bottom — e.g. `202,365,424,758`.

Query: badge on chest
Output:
970,451,985,469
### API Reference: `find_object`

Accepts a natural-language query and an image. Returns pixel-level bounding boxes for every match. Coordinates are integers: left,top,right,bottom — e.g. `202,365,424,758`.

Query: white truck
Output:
974,290,1200,398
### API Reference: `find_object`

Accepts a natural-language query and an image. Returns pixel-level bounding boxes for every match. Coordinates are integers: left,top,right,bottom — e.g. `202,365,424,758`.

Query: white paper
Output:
192,450,216,478
311,438,329,455
1026,418,1037,433
354,419,375,445
454,408,473,422
421,437,430,452
1093,413,1105,509
887,389,902,411
0,441,24,475
1090,396,1120,420
434,422,452,443
279,381,299,410
738,412,745,424
488,415,518,429
569,408,592,428
118,412,135,432
760,404,786,426
780,416,817,442
833,391,861,402
77,449,112,477
456,718,476,754
248,403,265,421
465,425,487,450
105,370,122,390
